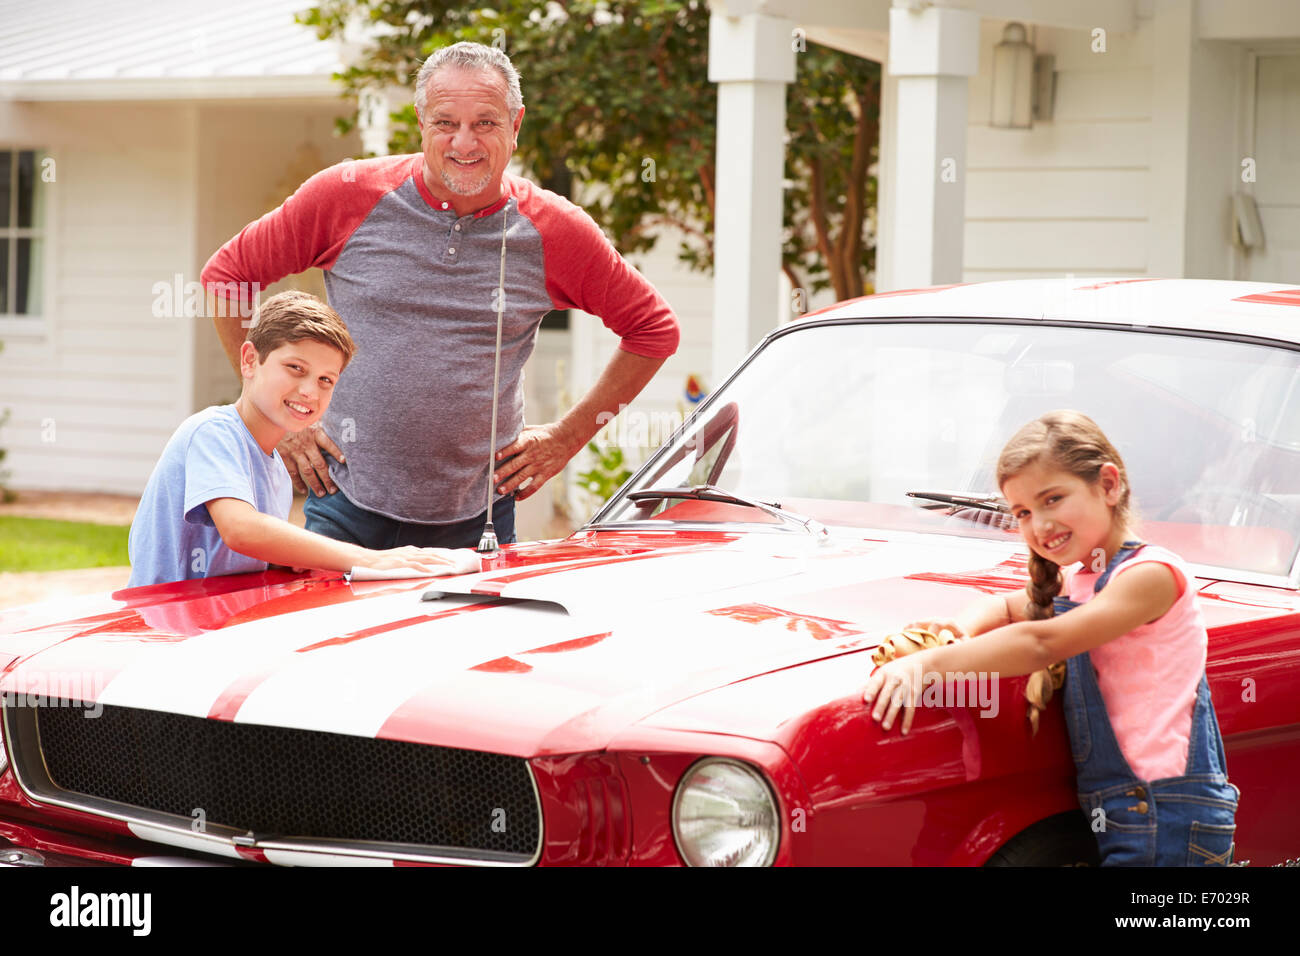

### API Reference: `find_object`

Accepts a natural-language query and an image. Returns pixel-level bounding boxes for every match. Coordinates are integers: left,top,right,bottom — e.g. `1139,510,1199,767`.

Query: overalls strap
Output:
1051,540,1146,616
1056,540,1150,787
1052,540,1238,865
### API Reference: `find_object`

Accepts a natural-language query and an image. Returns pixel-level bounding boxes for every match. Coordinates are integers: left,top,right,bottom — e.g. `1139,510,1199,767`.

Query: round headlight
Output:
672,758,779,867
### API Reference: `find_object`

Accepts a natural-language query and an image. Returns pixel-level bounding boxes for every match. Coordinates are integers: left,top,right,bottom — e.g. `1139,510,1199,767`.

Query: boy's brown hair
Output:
246,291,356,369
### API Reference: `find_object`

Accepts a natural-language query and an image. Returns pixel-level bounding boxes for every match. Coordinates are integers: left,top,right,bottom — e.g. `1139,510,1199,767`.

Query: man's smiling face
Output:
417,65,523,209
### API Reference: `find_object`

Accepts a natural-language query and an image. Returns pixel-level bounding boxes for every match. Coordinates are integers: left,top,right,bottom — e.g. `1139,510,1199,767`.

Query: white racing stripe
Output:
233,537,1021,749
94,588,494,717
234,600,583,734
56,537,1020,746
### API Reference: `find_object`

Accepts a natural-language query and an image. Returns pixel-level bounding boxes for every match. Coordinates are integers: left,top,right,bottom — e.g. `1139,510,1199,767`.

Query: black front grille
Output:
26,702,540,859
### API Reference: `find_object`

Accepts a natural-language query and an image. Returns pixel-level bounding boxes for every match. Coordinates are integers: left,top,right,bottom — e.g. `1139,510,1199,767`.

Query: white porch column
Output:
358,88,391,157
342,10,393,158
708,8,796,387
882,3,979,290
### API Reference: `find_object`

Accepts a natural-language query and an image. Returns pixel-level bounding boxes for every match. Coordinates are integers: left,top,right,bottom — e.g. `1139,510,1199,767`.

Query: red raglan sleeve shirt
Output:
511,175,679,358
200,158,679,524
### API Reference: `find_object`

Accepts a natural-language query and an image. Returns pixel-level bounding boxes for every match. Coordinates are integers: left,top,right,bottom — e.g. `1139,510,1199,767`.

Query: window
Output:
1,149,48,318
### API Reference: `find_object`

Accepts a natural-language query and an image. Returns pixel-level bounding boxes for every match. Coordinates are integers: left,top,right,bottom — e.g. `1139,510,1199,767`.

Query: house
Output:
706,0,1300,378
2,0,1297,539
0,0,361,500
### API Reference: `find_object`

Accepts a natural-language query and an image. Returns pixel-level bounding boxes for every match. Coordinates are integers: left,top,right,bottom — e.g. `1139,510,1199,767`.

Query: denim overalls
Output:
1053,541,1240,866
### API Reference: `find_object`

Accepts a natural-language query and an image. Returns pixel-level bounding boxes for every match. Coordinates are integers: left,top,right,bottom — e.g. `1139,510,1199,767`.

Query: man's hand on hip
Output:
491,351,666,502
493,422,583,501
277,424,345,497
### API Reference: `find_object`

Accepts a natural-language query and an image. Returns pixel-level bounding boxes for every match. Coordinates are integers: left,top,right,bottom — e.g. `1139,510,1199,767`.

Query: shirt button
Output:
441,202,449,210
454,224,462,231
1136,800,1149,813
448,247,456,254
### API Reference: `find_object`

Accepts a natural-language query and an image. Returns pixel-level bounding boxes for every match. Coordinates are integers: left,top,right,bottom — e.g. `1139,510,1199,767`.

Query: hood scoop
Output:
420,589,570,616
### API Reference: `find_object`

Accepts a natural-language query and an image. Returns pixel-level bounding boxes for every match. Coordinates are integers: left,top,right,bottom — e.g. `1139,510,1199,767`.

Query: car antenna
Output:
477,199,509,554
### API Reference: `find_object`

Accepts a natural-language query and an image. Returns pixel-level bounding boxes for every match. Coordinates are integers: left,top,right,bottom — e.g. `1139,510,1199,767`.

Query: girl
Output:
862,409,1239,866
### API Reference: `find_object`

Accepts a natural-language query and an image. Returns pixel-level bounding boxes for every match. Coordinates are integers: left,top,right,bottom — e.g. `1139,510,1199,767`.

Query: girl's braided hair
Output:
996,410,1135,620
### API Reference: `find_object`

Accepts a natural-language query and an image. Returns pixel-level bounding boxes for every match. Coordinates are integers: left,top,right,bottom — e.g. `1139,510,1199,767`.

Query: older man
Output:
202,42,679,549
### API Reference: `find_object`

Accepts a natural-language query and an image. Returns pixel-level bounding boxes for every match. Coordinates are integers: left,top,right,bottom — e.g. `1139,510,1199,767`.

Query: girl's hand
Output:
903,619,967,640
862,654,932,735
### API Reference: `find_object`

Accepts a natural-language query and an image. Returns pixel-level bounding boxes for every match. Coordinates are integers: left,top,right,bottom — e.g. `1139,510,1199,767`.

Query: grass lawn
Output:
0,516,130,572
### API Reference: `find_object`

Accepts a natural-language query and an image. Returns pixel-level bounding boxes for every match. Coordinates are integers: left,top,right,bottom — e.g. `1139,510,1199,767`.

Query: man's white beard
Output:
441,159,493,196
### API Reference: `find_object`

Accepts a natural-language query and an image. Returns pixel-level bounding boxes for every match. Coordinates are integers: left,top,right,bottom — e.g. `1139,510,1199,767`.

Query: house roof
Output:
0,0,345,100
800,278,1300,346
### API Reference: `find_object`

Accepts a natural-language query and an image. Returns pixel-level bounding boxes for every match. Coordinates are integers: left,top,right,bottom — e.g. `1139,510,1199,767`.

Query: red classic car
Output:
2,277,1299,867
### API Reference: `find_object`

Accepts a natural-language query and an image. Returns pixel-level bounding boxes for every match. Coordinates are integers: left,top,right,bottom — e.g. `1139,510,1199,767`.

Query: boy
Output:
128,291,459,586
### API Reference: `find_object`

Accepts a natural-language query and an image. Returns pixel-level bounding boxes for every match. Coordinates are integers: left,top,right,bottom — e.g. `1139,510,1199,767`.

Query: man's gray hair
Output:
414,42,524,119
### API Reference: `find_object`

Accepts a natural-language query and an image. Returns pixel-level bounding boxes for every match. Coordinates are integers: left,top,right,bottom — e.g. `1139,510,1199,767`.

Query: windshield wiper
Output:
906,490,1018,531
905,490,1009,514
627,484,830,540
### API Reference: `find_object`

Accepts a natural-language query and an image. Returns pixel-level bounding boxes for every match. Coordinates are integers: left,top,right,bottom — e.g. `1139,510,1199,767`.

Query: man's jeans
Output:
303,489,516,551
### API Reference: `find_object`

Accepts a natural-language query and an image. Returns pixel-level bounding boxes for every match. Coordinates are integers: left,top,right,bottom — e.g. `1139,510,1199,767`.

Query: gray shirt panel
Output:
323,182,552,524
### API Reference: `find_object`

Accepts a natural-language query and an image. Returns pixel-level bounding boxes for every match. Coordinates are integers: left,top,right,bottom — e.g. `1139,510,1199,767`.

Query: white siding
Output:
625,230,715,406
0,102,195,493
564,221,841,428
964,18,1153,280
0,99,359,496
514,327,573,538
555,196,852,526
555,220,715,524
193,103,359,410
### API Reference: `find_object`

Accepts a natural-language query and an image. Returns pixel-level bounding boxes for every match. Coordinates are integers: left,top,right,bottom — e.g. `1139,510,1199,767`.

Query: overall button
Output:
1136,800,1149,814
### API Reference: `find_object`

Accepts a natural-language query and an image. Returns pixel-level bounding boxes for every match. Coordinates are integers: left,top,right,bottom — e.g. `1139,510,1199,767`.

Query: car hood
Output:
0,532,1026,757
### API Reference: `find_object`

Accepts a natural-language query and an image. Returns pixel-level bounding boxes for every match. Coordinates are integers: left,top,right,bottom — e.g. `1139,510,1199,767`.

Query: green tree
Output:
300,0,879,298
784,41,880,299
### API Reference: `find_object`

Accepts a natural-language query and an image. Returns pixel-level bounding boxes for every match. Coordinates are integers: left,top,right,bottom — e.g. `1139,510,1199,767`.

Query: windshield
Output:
595,320,1300,578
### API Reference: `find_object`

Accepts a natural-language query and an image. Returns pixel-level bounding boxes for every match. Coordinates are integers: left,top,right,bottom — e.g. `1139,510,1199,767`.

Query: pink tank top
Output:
1063,544,1206,781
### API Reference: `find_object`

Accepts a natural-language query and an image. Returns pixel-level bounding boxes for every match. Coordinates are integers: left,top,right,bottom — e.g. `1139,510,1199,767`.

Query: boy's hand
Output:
278,425,344,497
363,546,464,573
862,655,932,735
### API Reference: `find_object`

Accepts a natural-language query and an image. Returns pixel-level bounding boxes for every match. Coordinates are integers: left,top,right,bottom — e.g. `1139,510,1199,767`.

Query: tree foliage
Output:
300,0,879,298
784,41,880,299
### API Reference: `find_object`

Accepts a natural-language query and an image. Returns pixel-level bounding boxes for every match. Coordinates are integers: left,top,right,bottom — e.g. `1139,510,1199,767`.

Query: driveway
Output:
0,491,139,611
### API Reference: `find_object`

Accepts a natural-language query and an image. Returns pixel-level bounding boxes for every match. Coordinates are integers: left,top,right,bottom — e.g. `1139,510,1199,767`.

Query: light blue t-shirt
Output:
128,405,292,587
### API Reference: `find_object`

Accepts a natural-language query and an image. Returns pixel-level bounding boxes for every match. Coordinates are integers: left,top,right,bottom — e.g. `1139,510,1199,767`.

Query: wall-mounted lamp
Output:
990,22,1055,128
